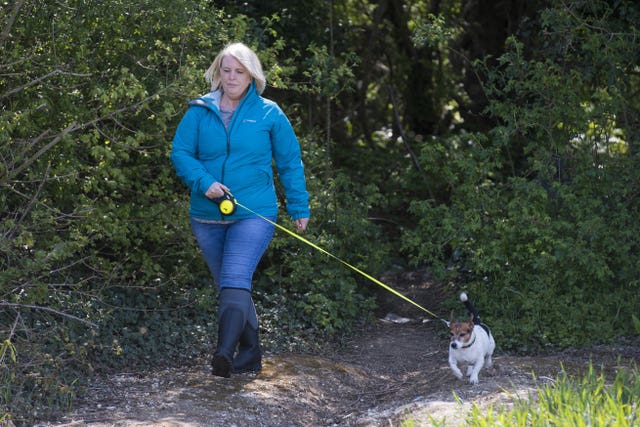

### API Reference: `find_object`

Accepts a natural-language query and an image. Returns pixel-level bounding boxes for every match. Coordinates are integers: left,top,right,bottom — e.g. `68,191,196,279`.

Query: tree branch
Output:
2,121,78,185
1,86,173,187
0,69,93,101
0,0,27,49
0,302,97,328
6,161,50,241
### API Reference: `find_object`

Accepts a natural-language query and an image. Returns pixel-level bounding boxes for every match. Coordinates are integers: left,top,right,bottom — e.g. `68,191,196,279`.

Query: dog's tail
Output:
460,292,481,325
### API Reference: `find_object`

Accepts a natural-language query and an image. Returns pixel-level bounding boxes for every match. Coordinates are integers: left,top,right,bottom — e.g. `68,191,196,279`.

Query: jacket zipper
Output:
218,95,246,216
220,108,239,186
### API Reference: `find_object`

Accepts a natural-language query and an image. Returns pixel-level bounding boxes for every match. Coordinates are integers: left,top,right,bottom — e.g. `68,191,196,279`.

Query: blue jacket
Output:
170,82,310,221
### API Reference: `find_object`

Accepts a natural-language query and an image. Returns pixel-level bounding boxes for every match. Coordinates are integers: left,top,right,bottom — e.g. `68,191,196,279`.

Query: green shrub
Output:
401,2,640,350
0,0,231,423
257,151,386,349
1,3,388,422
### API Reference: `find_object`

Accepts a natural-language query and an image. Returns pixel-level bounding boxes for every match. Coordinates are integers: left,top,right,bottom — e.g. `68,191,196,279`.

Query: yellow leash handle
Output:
236,201,442,321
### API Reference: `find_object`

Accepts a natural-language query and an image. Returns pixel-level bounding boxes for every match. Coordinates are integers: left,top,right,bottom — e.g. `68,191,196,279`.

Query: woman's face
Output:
220,55,252,101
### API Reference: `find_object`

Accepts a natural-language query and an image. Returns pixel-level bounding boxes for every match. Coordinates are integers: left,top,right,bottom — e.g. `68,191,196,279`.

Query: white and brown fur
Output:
448,292,495,384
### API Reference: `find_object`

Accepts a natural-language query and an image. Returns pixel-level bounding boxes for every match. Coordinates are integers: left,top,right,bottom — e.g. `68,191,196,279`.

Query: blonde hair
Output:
204,42,266,95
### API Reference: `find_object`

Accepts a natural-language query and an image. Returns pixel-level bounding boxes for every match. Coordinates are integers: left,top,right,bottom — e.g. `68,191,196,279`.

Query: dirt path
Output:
38,270,639,427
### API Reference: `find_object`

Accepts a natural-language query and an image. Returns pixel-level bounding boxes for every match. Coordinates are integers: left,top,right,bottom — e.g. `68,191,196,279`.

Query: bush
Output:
401,2,640,351
256,142,387,350
0,3,389,423
0,0,231,423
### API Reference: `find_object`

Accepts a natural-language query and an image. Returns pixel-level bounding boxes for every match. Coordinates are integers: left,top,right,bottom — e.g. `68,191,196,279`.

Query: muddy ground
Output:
38,269,639,427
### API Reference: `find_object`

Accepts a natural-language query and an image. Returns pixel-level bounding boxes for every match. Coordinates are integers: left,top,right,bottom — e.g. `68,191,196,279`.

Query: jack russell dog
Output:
448,292,495,384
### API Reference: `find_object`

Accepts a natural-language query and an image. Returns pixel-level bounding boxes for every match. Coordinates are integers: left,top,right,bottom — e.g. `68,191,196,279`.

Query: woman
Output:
170,42,310,378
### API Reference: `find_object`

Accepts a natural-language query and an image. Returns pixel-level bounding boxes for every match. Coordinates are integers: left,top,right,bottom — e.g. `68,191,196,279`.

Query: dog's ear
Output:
468,313,475,325
450,310,456,325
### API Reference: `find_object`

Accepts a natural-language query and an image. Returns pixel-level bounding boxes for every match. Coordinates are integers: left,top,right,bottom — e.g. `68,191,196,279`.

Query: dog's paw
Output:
450,367,464,380
469,376,479,385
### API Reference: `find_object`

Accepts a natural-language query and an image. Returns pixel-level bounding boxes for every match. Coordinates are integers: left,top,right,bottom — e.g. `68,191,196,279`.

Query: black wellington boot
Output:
212,306,245,378
232,323,262,374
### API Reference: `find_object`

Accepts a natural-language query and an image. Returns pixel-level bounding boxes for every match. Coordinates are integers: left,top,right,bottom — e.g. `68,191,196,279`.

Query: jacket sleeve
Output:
170,107,217,195
270,108,310,220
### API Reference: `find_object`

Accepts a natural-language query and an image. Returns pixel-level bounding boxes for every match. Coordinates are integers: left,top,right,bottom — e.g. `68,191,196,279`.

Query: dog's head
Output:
449,311,475,350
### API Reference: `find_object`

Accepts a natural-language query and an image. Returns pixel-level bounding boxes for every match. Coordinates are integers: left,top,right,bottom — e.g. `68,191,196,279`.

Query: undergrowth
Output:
467,365,640,427
403,364,640,427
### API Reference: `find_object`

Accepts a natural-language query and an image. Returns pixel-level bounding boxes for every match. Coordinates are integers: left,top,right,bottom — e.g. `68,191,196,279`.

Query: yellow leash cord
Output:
236,201,443,322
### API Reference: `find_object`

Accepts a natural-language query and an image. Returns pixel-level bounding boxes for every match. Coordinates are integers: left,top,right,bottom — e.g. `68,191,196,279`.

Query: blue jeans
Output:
190,216,276,292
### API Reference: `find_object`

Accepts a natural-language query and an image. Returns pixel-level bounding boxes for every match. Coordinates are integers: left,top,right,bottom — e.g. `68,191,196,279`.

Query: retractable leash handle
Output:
212,190,237,215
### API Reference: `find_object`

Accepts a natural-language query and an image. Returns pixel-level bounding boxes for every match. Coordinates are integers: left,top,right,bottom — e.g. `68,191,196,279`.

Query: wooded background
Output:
2,0,639,423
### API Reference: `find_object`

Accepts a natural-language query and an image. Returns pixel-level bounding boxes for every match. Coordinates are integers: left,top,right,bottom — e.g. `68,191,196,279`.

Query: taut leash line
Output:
235,201,444,323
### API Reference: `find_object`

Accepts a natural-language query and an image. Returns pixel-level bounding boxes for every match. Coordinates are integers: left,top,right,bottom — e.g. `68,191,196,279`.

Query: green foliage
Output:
1,1,389,423
298,43,359,99
402,1,640,351
412,13,461,49
633,315,640,335
403,364,640,426
257,142,385,349
0,0,236,423
3,0,640,423
466,365,640,426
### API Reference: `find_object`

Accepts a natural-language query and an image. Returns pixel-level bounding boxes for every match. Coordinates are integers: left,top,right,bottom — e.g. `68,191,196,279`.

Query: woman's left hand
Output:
295,218,309,232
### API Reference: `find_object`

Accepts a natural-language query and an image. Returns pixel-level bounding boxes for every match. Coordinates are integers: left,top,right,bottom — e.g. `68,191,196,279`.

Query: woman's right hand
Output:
205,182,230,199
294,217,309,232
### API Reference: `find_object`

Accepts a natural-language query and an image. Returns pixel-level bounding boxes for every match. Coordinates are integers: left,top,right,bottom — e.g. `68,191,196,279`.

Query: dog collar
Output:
461,333,476,349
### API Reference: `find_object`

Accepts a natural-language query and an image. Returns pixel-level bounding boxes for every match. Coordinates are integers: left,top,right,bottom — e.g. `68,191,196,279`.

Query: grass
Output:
403,364,639,427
